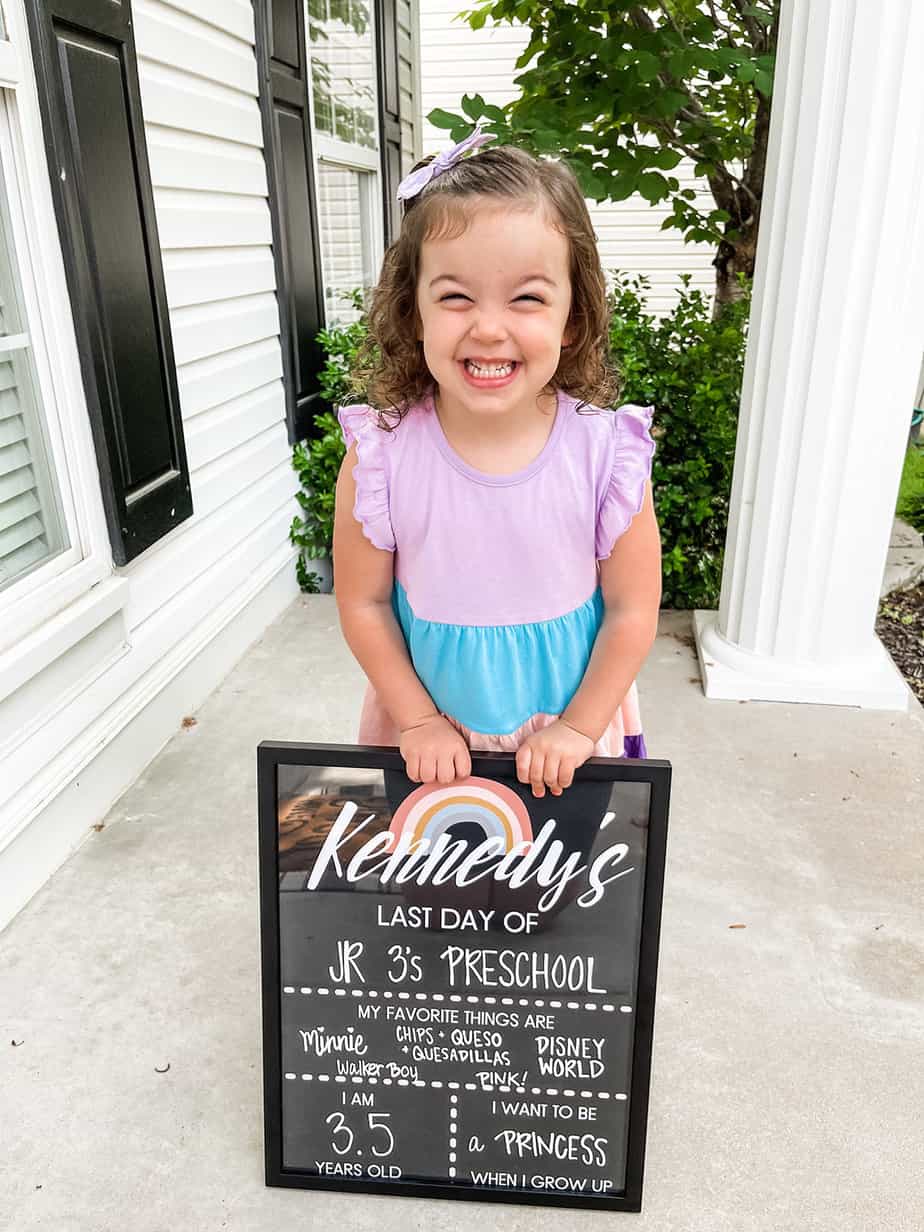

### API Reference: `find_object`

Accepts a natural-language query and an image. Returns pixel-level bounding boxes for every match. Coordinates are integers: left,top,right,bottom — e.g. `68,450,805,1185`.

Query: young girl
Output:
332,127,662,801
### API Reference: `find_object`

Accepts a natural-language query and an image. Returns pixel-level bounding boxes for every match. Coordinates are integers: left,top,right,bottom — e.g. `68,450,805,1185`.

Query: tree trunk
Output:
712,216,759,320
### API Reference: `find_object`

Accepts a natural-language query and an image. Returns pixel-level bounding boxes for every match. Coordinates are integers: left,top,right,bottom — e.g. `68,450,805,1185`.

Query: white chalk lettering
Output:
302,805,635,912
439,947,605,994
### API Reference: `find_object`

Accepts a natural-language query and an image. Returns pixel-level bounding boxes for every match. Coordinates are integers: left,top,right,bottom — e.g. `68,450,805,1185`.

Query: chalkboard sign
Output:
258,742,670,1212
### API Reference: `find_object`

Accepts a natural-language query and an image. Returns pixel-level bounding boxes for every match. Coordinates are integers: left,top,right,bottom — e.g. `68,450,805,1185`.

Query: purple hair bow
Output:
396,120,496,202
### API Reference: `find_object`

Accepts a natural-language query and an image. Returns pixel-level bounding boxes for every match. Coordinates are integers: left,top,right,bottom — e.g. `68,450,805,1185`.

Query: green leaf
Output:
667,49,693,78
650,147,684,171
427,108,462,129
515,34,542,69
577,167,609,198
713,48,744,73
649,88,690,119
754,69,773,96
638,172,669,203
470,7,487,29
608,171,641,203
736,61,756,84
635,51,661,83
532,128,561,152
742,5,775,26
461,93,486,120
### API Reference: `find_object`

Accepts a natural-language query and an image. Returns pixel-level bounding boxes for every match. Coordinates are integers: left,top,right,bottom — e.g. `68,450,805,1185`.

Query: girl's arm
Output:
516,480,661,797
333,443,471,781
561,479,662,741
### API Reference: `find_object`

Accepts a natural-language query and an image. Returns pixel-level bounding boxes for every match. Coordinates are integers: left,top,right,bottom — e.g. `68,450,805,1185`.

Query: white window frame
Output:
305,0,385,313
0,0,112,654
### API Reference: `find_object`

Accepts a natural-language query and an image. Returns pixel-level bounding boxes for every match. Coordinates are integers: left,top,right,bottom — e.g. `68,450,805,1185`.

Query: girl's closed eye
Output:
439,294,545,303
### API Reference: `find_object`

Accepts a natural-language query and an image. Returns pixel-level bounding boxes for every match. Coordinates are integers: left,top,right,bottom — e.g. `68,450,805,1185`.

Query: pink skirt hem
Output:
356,680,644,759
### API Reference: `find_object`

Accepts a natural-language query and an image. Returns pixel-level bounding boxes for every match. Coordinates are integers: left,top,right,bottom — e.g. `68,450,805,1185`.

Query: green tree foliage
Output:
432,0,778,313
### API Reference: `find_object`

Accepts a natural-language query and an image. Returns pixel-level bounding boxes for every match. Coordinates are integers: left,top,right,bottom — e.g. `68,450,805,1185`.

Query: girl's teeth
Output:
465,360,515,377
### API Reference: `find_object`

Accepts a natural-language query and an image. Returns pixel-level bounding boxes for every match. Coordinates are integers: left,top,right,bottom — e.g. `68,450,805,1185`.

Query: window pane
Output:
316,162,372,325
0,154,68,592
307,0,377,150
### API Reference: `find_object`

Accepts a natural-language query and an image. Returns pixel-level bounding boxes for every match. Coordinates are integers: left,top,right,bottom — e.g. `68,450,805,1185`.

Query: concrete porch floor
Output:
2,596,922,1231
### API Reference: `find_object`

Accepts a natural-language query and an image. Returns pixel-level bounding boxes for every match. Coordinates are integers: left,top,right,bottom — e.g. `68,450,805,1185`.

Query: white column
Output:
694,0,924,709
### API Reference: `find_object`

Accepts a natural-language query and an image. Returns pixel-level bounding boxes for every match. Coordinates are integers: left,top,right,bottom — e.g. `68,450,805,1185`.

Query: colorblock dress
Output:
337,387,656,759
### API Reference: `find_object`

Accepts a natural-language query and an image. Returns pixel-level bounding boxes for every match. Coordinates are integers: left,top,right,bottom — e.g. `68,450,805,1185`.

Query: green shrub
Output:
608,271,751,610
896,440,924,533
289,290,372,591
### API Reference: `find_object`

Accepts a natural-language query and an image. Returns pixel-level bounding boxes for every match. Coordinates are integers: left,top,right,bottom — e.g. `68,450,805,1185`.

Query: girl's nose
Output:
470,314,508,343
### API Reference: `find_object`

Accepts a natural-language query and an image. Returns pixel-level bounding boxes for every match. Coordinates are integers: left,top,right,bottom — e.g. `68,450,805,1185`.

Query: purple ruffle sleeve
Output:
595,403,657,560
337,404,396,552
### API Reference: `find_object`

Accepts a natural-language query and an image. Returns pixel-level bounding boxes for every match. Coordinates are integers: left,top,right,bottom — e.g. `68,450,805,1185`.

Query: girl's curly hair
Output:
345,143,622,425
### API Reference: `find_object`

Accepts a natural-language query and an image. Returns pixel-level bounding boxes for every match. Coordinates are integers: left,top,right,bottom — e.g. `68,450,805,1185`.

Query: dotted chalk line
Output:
281,986,632,1014
282,1073,627,1101
449,1091,457,1179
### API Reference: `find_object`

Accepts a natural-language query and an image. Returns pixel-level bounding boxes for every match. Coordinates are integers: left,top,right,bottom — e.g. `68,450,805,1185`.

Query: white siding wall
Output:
0,0,298,929
134,0,294,628
418,0,718,318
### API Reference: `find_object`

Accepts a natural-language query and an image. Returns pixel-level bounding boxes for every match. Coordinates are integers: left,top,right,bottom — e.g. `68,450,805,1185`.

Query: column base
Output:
693,611,911,710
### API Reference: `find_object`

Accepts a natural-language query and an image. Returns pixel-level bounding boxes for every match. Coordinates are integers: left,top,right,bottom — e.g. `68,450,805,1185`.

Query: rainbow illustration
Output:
388,777,533,854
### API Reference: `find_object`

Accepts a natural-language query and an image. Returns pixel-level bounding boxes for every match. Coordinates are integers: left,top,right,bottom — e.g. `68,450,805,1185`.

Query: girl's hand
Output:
399,714,472,785
516,720,595,798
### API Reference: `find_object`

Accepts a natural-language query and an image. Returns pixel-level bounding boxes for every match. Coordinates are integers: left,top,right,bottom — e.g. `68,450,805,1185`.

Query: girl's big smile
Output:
459,357,521,388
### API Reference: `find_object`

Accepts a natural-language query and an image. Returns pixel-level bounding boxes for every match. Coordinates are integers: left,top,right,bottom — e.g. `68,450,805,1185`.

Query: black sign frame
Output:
258,741,670,1212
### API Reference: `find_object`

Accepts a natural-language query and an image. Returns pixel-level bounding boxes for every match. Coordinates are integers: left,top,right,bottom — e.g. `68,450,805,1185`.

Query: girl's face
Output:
415,200,574,419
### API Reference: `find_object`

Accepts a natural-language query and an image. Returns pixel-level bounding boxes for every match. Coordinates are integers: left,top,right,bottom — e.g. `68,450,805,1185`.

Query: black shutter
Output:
26,0,192,565
376,0,403,248
254,0,326,444
376,0,420,246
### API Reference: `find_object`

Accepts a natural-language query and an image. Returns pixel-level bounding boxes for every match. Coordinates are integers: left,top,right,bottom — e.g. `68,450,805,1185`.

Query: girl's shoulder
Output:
336,397,429,453
335,398,431,554
563,397,656,559
559,393,656,463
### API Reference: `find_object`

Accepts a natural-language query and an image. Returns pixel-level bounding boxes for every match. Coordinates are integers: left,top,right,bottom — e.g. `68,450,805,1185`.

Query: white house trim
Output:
0,0,113,638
